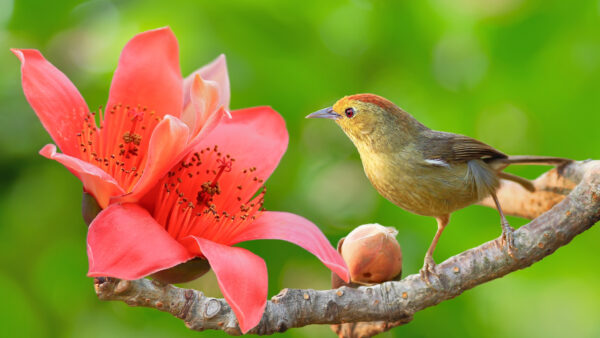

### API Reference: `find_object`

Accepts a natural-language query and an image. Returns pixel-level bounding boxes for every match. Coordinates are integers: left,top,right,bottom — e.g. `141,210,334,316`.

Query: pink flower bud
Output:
340,224,402,284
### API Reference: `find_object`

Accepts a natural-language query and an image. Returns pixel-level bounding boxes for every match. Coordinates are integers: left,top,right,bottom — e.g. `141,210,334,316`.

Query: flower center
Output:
76,104,162,191
195,156,232,206
152,145,266,244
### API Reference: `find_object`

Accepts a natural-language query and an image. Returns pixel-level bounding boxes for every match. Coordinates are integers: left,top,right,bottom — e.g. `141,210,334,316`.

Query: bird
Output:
306,94,569,280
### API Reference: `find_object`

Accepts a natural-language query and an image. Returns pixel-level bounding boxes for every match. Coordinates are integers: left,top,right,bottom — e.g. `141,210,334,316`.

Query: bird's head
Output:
307,94,423,148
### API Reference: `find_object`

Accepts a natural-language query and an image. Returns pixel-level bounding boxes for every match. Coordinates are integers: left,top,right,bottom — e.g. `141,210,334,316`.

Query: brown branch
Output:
94,160,600,336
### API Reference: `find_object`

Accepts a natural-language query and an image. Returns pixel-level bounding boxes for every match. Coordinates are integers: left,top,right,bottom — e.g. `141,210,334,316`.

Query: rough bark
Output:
95,160,600,336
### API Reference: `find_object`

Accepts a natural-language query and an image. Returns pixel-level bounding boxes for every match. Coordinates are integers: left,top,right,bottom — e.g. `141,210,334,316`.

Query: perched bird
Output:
306,94,569,279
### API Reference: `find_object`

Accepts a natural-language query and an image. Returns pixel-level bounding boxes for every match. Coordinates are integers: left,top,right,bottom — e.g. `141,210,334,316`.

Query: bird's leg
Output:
420,215,449,282
491,193,516,254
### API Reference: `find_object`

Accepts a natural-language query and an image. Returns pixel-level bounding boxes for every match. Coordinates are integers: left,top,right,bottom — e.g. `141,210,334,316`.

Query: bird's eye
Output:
345,107,355,118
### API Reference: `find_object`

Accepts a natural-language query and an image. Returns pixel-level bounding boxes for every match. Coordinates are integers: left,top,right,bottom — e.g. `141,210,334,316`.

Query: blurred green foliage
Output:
1,0,599,337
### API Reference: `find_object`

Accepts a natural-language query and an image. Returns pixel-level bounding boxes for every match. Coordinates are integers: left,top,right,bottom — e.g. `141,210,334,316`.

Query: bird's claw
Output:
500,220,516,257
419,256,439,285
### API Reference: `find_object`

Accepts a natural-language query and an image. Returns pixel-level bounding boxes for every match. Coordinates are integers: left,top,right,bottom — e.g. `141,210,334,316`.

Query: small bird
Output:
307,94,569,279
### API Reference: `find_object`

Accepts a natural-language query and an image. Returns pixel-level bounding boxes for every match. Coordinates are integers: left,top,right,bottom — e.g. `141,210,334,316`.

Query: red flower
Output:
12,27,230,208
86,106,350,333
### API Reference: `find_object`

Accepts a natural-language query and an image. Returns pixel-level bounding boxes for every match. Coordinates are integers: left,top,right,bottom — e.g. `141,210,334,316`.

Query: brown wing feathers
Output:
419,131,507,163
418,131,566,193
449,135,507,162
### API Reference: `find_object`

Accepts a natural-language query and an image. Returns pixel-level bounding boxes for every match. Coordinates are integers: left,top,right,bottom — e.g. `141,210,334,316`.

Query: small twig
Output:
95,160,600,336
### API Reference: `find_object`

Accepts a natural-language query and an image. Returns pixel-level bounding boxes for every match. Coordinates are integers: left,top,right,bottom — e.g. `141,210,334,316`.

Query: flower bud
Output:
82,192,102,226
151,258,211,284
340,223,402,284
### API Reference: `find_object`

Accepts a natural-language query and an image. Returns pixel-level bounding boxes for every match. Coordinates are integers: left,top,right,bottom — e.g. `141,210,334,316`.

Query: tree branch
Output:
94,160,600,336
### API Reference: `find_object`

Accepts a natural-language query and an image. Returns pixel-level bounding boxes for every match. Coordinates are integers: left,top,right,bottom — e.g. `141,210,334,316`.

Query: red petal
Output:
228,211,350,283
87,203,193,280
182,236,267,333
183,54,230,111
198,106,288,209
12,49,89,157
106,27,182,118
40,144,124,208
114,115,190,204
190,106,229,142
180,74,221,136
178,107,229,163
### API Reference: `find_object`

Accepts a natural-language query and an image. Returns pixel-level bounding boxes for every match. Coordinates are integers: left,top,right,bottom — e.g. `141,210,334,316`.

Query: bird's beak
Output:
306,107,341,120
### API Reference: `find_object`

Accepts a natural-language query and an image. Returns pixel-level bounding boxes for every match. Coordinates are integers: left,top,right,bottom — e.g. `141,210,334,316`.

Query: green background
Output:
1,0,599,337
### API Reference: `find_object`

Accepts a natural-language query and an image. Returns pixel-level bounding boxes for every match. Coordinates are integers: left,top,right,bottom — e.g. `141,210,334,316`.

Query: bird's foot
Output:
419,255,439,285
500,220,516,257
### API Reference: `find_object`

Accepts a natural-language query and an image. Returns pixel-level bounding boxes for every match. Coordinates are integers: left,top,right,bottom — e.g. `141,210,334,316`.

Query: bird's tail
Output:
504,155,571,166
498,172,535,192
494,156,571,192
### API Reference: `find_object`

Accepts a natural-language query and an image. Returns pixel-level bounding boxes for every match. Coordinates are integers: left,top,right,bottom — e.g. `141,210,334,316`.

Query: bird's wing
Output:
418,131,507,163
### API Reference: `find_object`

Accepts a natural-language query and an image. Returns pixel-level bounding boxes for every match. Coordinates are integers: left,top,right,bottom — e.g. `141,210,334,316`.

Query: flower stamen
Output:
152,145,266,244
196,156,232,206
74,104,162,192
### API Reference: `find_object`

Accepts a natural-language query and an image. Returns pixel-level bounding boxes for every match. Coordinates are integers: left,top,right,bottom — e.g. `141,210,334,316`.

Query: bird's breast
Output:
359,150,493,217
